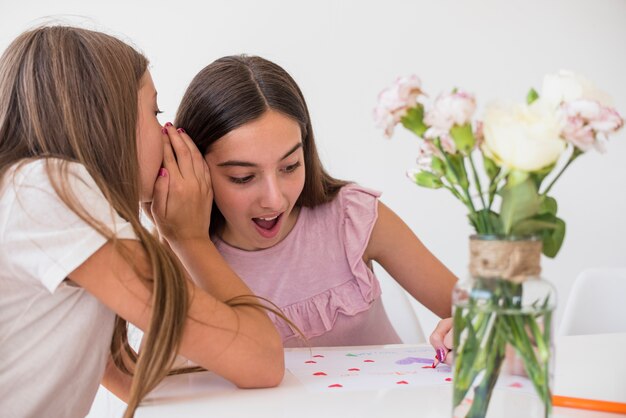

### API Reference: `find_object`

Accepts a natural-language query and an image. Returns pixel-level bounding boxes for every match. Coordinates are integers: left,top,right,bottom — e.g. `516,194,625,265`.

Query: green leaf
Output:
538,196,557,216
499,177,541,234
473,209,503,235
542,216,566,258
450,123,476,154
483,155,500,182
467,213,479,231
412,171,443,189
431,156,446,177
511,217,557,236
400,105,427,137
527,88,539,104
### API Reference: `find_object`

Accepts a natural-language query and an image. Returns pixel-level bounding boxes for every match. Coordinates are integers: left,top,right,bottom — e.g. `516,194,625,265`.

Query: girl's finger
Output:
204,159,212,190
163,124,194,179
443,330,454,365
443,349,454,366
429,317,453,360
177,128,206,183
161,129,182,179
151,167,170,222
443,328,453,349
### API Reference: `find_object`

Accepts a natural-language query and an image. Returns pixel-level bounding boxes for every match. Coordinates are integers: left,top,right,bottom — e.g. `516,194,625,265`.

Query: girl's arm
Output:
363,201,457,318
102,355,132,402
78,125,283,393
70,238,284,389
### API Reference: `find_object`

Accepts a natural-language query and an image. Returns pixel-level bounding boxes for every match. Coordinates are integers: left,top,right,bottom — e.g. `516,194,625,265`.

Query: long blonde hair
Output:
0,25,188,417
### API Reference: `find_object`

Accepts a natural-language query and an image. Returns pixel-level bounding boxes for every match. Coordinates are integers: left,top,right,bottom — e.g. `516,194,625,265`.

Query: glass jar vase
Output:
452,235,557,418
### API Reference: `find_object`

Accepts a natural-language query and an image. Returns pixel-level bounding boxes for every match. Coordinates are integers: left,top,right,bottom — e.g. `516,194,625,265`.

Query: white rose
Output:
482,99,566,172
541,70,613,107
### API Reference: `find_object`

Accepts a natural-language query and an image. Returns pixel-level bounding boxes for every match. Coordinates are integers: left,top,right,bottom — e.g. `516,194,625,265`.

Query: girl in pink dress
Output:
175,55,457,349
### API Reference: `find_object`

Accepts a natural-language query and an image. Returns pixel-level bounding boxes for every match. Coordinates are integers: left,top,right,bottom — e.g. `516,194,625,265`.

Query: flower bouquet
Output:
375,70,623,417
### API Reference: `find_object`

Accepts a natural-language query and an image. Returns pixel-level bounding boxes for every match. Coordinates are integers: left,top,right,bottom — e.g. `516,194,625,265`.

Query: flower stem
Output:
487,170,507,211
444,184,467,205
436,140,484,232
542,147,582,195
468,152,491,233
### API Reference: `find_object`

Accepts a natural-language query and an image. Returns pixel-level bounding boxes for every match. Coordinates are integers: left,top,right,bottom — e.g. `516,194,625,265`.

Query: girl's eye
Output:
229,175,254,184
155,109,163,117
283,161,301,173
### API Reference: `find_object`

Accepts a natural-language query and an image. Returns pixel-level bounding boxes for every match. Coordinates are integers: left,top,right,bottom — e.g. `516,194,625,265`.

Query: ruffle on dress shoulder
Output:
273,184,383,341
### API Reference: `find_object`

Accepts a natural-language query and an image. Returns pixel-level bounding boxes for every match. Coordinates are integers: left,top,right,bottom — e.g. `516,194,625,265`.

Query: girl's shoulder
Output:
336,182,381,208
308,183,381,223
302,183,381,247
2,158,94,193
0,157,135,292
1,157,126,235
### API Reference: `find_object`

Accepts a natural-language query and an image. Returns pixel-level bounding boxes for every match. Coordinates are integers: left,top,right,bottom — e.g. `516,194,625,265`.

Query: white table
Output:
136,334,626,418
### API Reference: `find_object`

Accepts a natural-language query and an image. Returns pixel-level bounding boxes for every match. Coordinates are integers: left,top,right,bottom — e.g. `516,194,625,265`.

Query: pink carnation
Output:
424,90,476,134
473,121,484,147
374,75,424,137
561,100,624,152
423,129,458,154
414,140,438,171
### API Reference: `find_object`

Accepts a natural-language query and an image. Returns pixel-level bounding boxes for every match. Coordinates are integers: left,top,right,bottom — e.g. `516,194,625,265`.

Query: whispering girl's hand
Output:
148,123,213,247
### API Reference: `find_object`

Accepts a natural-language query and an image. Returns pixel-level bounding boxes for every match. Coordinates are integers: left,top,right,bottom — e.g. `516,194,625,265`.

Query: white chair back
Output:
559,267,626,336
377,268,426,344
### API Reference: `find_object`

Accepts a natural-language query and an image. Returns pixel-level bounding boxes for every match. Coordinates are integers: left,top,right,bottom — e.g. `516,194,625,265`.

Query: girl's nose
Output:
259,175,282,210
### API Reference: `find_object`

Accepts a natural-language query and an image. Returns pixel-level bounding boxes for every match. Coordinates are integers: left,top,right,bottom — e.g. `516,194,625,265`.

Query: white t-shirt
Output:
0,159,137,418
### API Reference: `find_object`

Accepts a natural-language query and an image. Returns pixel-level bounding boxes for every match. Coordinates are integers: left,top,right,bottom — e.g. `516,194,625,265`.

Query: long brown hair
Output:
0,26,186,417
175,55,348,236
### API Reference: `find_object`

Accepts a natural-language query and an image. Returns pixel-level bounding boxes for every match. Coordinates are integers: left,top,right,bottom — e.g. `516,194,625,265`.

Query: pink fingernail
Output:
165,122,173,127
436,348,446,363
177,128,185,133
158,168,168,177
161,127,168,134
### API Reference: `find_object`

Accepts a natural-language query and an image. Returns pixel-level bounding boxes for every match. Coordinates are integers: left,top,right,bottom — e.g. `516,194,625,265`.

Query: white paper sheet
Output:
285,346,452,392
285,346,537,395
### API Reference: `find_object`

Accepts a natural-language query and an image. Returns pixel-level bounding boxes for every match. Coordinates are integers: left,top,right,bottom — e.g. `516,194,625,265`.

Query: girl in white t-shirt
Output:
0,26,284,418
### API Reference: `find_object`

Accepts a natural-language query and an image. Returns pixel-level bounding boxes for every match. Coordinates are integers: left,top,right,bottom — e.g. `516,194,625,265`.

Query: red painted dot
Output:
313,355,325,358
396,380,409,385
445,377,452,382
422,365,434,369
304,360,317,364
509,382,523,388
328,384,343,388
363,359,375,363
347,368,360,371
313,372,327,376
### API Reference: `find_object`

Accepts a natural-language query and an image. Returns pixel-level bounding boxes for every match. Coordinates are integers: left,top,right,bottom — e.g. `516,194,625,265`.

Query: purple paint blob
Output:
395,357,433,365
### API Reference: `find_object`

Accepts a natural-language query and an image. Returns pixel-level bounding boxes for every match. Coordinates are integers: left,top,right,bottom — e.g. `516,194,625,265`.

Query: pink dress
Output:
213,184,401,347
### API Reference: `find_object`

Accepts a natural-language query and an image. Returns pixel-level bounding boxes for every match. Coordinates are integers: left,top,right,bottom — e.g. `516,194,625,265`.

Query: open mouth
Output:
253,214,280,230
252,212,283,239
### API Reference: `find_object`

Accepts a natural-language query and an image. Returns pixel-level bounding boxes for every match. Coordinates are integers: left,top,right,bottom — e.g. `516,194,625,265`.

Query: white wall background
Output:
2,0,625,412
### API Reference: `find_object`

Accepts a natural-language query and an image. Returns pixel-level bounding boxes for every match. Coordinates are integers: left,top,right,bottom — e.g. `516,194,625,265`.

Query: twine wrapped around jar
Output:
469,235,542,283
